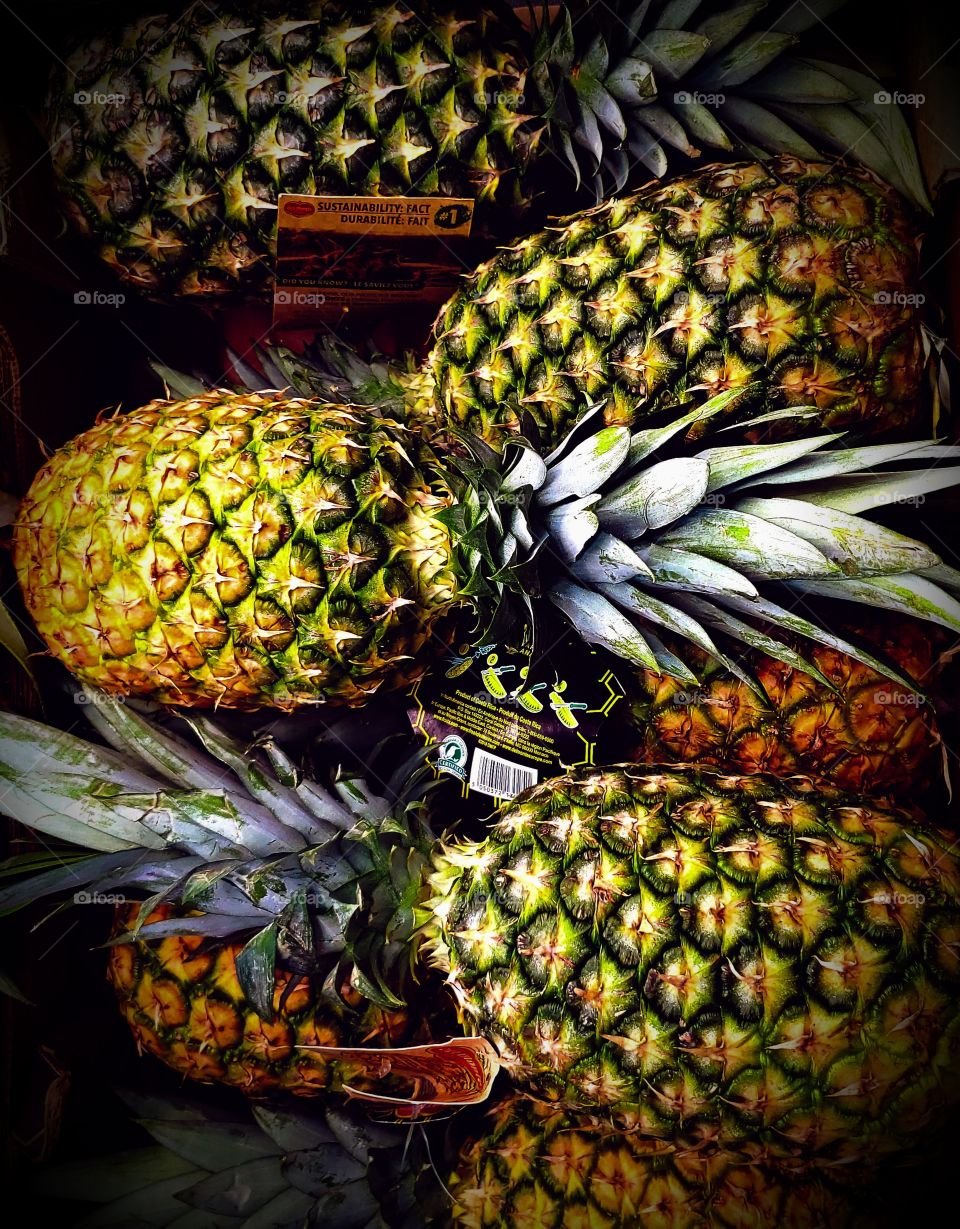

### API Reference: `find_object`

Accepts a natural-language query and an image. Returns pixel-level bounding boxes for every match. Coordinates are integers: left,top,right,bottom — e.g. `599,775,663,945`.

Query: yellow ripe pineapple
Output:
626,619,946,798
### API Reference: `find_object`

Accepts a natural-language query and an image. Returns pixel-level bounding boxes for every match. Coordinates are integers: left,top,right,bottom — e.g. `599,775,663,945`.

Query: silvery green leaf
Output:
176,1156,287,1215
629,130,668,176
149,361,207,399
920,563,960,592
718,405,819,432
0,773,170,851
0,712,160,791
598,458,709,536
134,1119,281,1171
628,388,748,465
574,75,627,141
658,509,839,578
543,497,600,561
734,497,940,576
581,34,610,82
574,97,603,171
324,1104,405,1162
283,1147,367,1197
0,601,34,686
640,29,711,82
538,426,631,506
605,58,657,106
638,544,759,598
501,446,548,495
541,402,607,467
108,914,271,946
807,59,932,212
787,575,960,634
676,594,837,692
602,583,765,697
643,631,700,685
697,434,841,492
696,32,797,89
767,100,916,205
0,850,146,913
38,1145,198,1202
509,506,535,553
712,591,925,693
570,533,655,584
252,1106,337,1154
797,467,960,513
180,716,314,846
738,441,960,487
718,97,819,156
235,922,280,1019
669,96,733,149
743,56,856,102
694,2,766,55
630,103,698,154
550,581,659,670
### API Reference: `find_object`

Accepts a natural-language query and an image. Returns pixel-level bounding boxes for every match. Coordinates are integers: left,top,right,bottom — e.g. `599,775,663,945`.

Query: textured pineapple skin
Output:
107,903,432,1095
450,1095,867,1229
48,2,538,299
13,392,457,709
626,622,943,800
428,158,925,452
429,765,960,1162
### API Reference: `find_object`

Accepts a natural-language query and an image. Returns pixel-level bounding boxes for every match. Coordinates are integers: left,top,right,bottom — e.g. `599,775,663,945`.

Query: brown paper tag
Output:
273,193,474,327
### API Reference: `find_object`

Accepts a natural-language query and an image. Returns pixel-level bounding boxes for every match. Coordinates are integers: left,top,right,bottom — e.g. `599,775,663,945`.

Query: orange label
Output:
273,193,475,326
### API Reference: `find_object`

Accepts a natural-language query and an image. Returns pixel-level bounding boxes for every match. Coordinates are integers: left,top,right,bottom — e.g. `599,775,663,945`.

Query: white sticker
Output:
469,748,538,801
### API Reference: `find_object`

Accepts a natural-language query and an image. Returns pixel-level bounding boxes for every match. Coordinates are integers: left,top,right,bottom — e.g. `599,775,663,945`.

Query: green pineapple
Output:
3,705,960,1167
14,384,960,711
46,3,930,301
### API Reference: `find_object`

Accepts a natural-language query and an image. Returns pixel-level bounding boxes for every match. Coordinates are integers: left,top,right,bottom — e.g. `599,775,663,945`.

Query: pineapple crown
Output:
439,388,960,700
527,1,930,209
0,696,439,1017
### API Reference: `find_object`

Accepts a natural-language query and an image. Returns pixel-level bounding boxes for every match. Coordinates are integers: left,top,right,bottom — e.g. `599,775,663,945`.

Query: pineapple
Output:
449,1095,869,1229
46,4,929,301
626,619,945,798
13,387,960,711
108,902,451,1096
425,157,927,450
4,708,960,1166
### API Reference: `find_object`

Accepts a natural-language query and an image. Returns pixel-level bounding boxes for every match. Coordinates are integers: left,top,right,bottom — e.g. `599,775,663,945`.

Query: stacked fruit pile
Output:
1,3,959,1227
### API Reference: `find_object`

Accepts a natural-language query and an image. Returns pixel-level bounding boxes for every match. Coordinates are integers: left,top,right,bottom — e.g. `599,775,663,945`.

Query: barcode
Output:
469,749,538,800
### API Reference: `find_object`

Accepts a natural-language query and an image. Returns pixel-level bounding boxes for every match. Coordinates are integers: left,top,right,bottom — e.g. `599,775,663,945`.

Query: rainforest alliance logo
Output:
437,734,469,781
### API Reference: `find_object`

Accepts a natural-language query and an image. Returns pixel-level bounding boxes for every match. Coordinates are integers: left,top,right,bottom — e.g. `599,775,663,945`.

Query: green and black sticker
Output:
408,627,626,816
